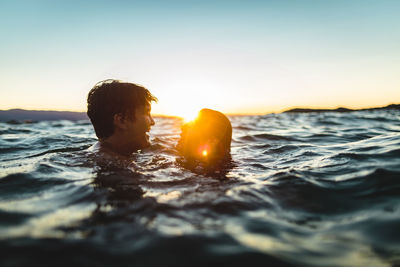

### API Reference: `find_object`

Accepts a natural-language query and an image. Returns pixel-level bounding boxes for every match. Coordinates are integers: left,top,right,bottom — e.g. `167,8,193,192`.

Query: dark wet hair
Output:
177,109,232,162
87,79,157,139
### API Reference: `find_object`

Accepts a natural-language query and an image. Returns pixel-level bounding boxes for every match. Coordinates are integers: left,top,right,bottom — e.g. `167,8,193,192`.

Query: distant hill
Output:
1,104,399,122
284,104,400,113
0,109,88,122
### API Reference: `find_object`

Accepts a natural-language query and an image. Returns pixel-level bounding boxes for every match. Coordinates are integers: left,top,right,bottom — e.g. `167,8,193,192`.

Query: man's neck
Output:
99,134,139,157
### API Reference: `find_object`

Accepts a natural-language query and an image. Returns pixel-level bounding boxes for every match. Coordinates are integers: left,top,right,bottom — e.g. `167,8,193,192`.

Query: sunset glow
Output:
0,1,399,115
198,144,211,158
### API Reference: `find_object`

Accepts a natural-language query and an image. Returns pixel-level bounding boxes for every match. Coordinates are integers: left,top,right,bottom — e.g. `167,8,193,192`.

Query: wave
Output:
0,173,70,201
0,110,399,266
239,133,296,142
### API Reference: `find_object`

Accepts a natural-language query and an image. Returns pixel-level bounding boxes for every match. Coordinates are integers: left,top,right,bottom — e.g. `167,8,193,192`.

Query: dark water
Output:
1,110,400,266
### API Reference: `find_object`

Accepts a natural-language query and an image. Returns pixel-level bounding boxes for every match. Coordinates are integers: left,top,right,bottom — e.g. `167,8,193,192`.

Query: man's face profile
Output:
119,103,155,149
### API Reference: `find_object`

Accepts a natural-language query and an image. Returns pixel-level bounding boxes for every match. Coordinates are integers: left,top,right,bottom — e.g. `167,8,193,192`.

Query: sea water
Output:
0,110,399,266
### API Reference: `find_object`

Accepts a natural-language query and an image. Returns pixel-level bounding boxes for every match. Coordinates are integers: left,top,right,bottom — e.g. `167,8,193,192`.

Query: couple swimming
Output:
87,79,232,171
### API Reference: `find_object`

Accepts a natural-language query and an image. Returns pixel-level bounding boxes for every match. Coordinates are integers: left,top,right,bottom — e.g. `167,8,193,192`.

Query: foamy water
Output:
1,110,400,266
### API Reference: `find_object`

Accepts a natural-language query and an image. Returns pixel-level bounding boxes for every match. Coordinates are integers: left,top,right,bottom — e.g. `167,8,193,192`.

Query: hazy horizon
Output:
1,0,399,117
1,102,398,117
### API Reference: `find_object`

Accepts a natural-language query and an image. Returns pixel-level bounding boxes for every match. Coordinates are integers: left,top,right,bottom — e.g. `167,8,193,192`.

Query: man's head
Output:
177,109,232,163
87,79,157,150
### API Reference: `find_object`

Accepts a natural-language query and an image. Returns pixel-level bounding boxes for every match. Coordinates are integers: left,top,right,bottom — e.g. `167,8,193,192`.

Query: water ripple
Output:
0,109,399,266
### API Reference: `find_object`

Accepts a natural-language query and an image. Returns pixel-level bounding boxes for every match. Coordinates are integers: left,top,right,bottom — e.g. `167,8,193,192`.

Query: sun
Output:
150,76,224,121
169,101,203,123
182,109,200,123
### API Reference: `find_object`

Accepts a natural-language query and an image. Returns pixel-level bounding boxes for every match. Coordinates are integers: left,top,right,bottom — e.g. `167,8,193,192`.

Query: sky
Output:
0,0,399,116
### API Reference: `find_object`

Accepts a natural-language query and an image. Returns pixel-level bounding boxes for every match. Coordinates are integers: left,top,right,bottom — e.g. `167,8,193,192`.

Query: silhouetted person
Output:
177,109,232,172
87,79,157,157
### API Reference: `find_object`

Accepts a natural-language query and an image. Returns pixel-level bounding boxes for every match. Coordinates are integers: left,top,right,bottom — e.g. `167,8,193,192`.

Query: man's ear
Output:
113,113,127,130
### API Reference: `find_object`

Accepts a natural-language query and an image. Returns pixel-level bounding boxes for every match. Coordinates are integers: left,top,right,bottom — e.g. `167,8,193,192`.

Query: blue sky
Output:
1,0,399,115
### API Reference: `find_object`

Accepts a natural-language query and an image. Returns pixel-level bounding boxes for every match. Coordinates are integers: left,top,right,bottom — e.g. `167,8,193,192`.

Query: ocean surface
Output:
1,110,399,266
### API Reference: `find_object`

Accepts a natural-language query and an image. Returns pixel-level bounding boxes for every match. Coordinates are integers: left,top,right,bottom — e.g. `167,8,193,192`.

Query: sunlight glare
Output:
183,109,200,123
151,75,224,120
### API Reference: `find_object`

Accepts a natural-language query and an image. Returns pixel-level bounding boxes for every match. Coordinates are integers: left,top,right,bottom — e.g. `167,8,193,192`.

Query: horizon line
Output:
1,103,399,117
